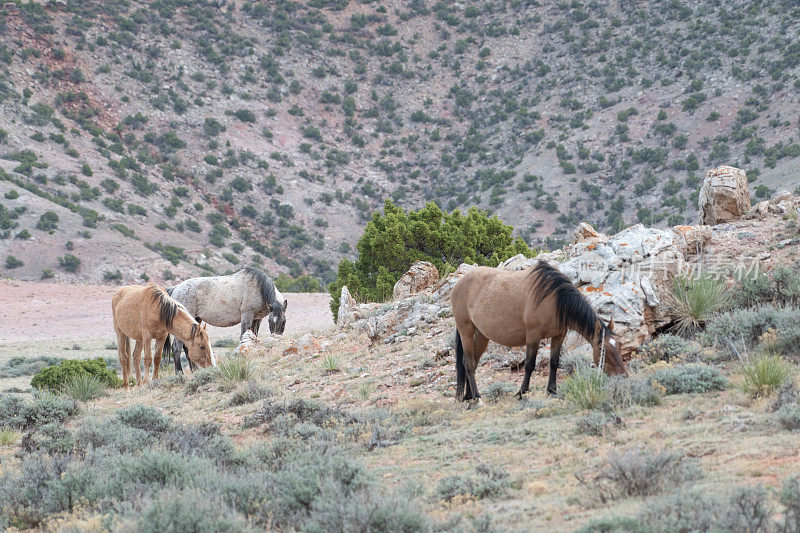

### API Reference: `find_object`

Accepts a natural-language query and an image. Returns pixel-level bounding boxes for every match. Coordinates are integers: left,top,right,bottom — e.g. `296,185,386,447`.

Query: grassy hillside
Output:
2,0,800,283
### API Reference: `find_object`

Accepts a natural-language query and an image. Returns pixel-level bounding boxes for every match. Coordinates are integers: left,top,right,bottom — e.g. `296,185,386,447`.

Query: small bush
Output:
701,305,800,357
61,373,106,401
229,382,271,406
778,404,800,430
117,405,172,433
651,363,727,394
594,447,700,501
57,253,81,272
481,381,516,401
435,464,511,501
561,367,610,409
19,390,79,427
0,355,63,378
638,334,694,363
5,255,23,269
186,368,216,392
740,355,792,397
576,412,624,436
605,376,662,407
574,516,646,533
780,476,800,530
134,489,249,533
31,357,120,391
355,382,375,401
668,275,728,334
213,337,237,348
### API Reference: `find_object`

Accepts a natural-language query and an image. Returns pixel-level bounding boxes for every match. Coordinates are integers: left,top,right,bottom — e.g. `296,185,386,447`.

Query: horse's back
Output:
452,267,531,346
112,285,148,336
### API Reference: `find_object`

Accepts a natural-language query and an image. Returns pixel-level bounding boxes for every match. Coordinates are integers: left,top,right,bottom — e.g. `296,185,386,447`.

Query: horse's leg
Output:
132,340,143,387
142,335,153,385
547,332,567,395
517,341,540,398
240,311,255,338
117,332,130,390
173,339,184,373
466,330,489,403
252,318,261,337
153,335,166,381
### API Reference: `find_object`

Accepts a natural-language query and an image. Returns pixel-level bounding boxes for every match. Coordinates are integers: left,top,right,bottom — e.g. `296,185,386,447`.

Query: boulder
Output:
433,263,476,302
233,330,259,356
671,225,712,256
393,261,439,301
572,222,608,244
699,166,750,225
337,285,358,327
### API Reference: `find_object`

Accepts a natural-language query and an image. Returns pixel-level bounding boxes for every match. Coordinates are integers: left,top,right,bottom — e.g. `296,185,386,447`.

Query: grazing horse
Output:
165,267,287,372
451,262,626,402
112,283,215,389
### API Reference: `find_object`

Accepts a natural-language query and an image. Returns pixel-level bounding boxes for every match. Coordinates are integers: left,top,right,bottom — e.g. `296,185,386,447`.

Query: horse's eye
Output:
201,346,206,351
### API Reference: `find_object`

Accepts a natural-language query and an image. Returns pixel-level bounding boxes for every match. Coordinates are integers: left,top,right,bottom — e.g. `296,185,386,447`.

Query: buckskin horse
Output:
451,261,626,402
112,283,215,389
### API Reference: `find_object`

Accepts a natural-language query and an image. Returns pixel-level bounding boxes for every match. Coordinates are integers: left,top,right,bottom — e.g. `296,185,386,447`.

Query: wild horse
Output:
112,283,215,388
165,267,287,371
451,262,626,402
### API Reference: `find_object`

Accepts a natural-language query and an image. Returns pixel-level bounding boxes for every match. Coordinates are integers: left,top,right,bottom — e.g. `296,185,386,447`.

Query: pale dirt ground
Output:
0,279,333,391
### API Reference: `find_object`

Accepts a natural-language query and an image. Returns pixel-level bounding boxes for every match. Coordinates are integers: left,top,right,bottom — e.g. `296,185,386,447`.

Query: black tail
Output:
455,330,466,401
162,336,172,363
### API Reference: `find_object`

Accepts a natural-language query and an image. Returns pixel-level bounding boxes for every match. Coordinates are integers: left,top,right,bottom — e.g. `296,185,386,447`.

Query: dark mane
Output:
242,267,279,310
528,262,600,340
149,284,178,329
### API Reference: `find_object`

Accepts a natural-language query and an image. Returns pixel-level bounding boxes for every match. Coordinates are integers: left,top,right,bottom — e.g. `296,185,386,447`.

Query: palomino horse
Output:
165,267,287,372
112,283,216,388
451,262,626,402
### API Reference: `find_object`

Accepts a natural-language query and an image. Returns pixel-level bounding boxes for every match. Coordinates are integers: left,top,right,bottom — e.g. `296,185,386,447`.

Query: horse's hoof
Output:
547,389,557,397
515,390,526,400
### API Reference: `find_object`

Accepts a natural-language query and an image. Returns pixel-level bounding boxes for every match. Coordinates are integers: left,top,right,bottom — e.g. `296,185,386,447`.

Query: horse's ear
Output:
283,299,288,311
608,316,615,331
202,323,207,331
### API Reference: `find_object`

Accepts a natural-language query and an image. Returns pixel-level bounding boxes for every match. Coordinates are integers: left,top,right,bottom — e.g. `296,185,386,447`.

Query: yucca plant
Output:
0,426,22,446
668,275,729,335
61,373,107,401
560,367,610,410
741,354,793,397
213,354,257,385
356,381,375,400
320,354,340,374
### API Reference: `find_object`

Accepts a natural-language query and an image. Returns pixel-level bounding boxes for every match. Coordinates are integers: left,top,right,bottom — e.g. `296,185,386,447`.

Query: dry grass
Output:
2,325,800,531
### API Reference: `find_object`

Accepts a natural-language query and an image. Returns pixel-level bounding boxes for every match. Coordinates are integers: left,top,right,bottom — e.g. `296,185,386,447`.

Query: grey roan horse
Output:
164,267,287,371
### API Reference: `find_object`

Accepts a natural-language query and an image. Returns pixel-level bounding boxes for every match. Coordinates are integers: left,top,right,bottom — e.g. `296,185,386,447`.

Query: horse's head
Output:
186,323,216,368
594,317,627,376
268,299,288,335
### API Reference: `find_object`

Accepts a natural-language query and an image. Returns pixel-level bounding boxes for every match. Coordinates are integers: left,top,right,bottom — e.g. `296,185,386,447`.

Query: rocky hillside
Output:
2,0,800,284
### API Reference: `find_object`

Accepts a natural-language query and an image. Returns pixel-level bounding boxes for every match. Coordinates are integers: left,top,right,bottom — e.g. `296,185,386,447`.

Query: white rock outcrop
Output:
392,260,439,301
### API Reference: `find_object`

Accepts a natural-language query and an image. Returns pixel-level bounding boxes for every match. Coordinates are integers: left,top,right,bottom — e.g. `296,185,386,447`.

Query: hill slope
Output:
2,0,800,284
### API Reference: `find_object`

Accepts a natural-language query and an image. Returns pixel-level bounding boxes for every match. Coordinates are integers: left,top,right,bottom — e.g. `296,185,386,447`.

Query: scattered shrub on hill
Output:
0,355,64,378
732,264,800,308
593,447,701,501
117,405,172,433
329,200,535,318
229,382,271,406
5,255,22,268
701,305,800,358
777,404,800,430
638,334,695,363
651,363,727,394
274,273,322,292
435,464,512,501
57,253,81,272
31,357,120,392
575,412,624,436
